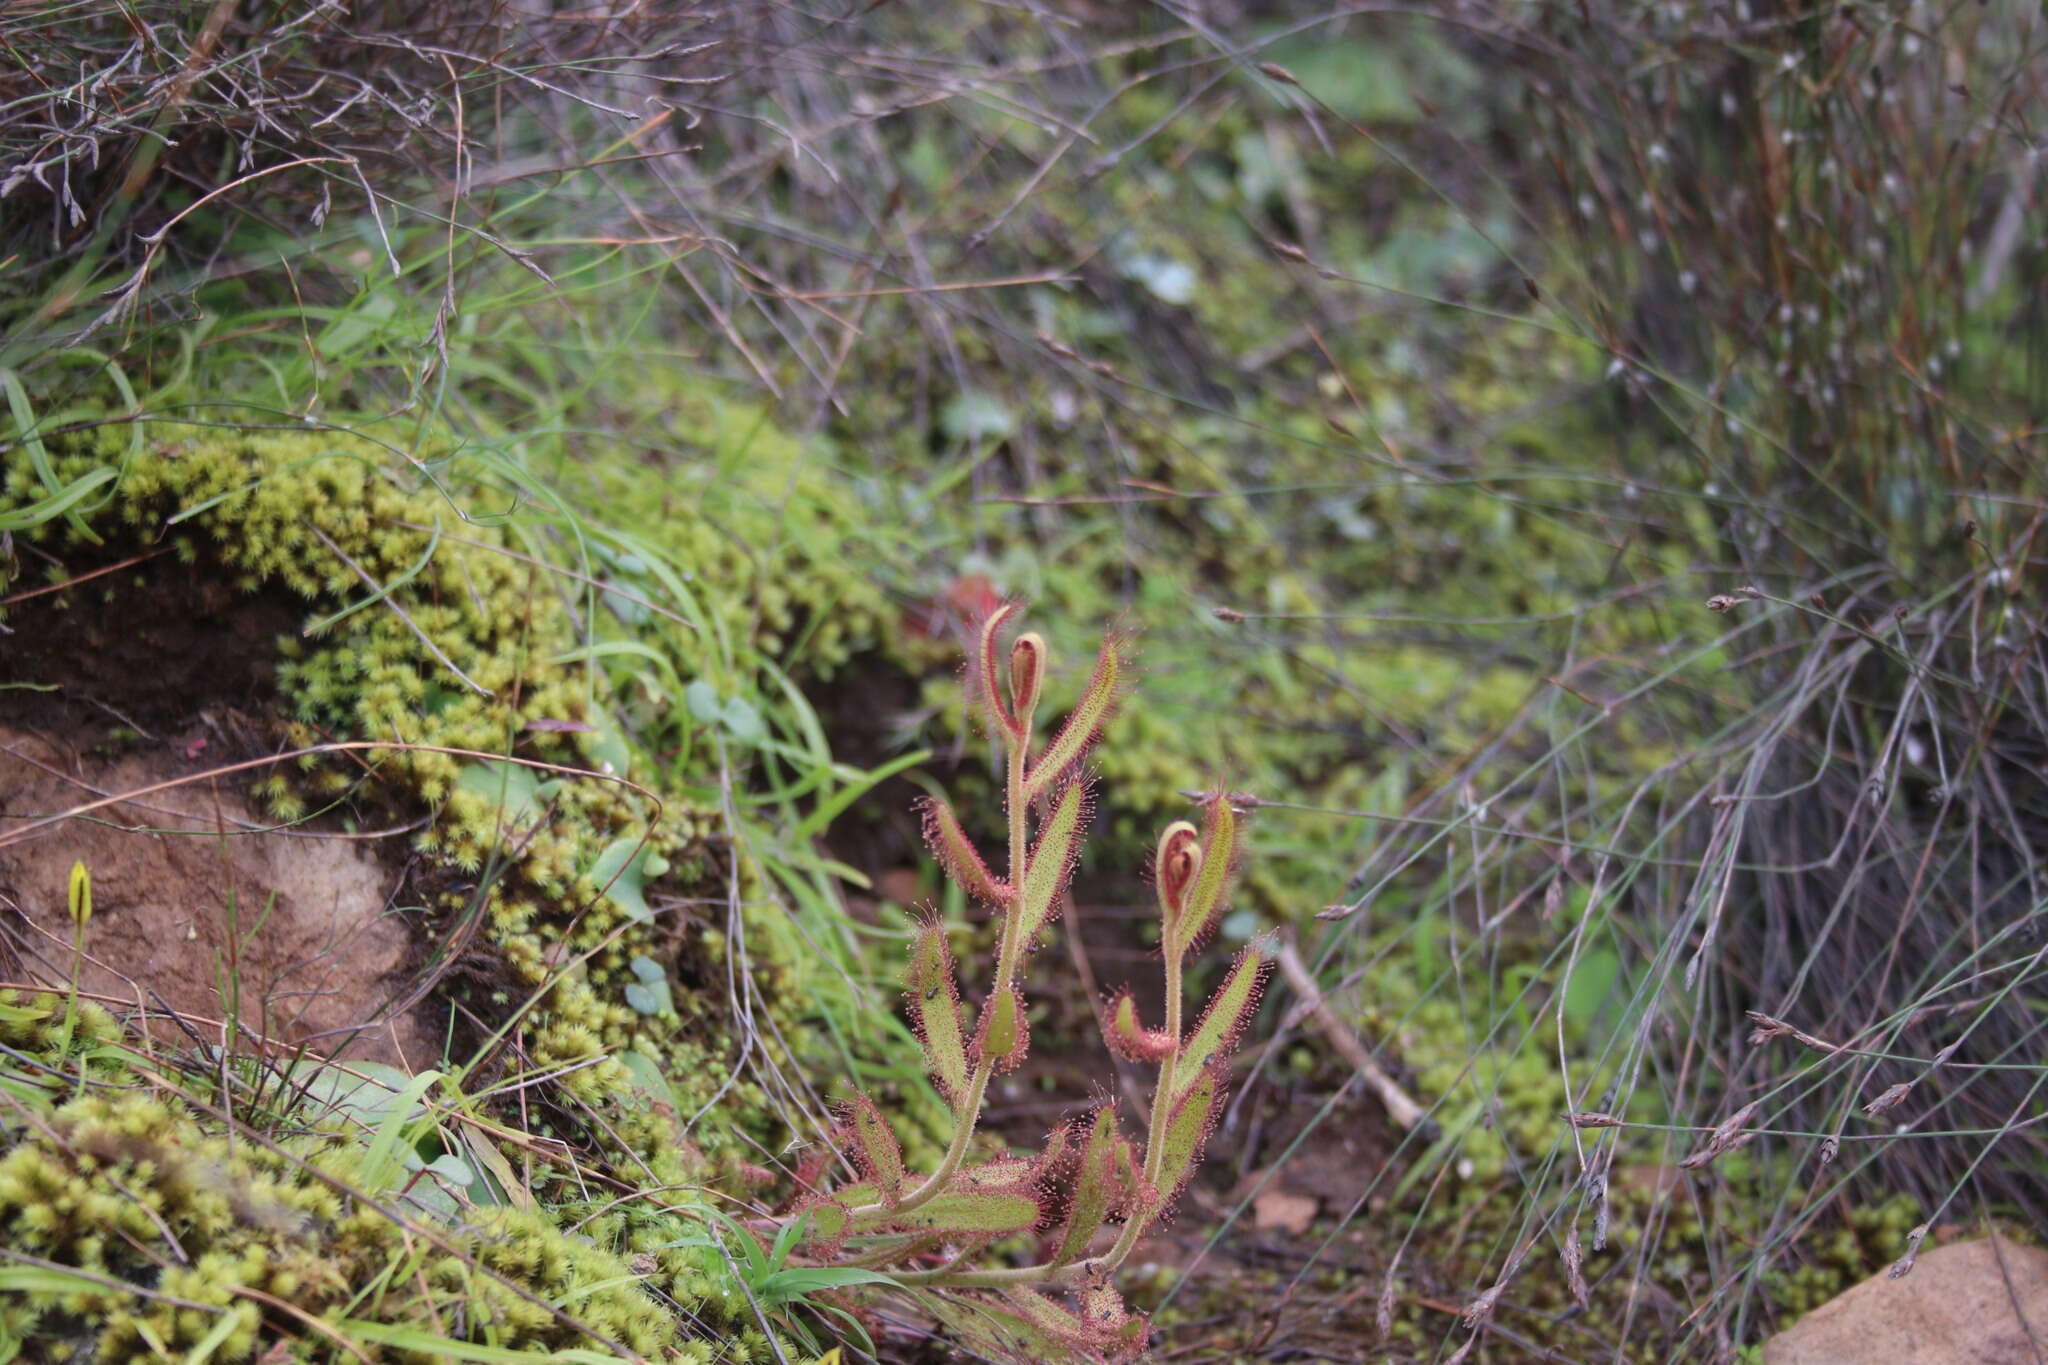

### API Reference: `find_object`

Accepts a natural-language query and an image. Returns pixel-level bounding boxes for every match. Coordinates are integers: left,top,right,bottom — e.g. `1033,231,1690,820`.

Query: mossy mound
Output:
0,993,812,1363
0,414,864,1359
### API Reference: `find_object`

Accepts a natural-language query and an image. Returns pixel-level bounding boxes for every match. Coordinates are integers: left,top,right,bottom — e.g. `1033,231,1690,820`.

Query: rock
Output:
1252,1186,1320,1235
1762,1235,2048,1365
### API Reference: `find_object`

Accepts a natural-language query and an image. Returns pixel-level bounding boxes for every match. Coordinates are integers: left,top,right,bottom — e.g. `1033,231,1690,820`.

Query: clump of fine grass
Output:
1188,1,2048,1357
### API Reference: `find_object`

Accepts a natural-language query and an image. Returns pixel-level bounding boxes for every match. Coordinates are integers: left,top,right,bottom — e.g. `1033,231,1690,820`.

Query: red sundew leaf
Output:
928,1291,1089,1365
1153,1069,1220,1206
919,797,1010,905
1163,947,1269,1109
1049,1106,1123,1267
1012,777,1091,951
905,919,970,1106
951,1154,1042,1193
865,1188,1042,1241
974,601,1025,741
1003,1288,1114,1361
1079,1283,1148,1362
843,1093,905,1201
998,1286,1148,1364
1152,820,1200,925
1036,1118,1076,1180
972,983,1029,1072
1100,991,1174,1063
1009,630,1045,737
1165,793,1241,960
1022,632,1125,801
1115,1138,1159,1224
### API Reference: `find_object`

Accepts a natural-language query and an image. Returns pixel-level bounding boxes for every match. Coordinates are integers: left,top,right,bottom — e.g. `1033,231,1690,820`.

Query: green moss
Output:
0,413,858,1357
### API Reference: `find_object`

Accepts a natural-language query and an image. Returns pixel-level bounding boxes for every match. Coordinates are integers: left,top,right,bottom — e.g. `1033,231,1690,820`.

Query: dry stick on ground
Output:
1273,933,1430,1134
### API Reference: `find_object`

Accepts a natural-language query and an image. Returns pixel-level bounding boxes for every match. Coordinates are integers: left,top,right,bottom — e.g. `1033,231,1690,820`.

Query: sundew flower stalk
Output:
775,605,1269,1363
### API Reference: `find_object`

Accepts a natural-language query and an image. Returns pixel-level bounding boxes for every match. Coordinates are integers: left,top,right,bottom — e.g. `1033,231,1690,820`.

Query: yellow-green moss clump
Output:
545,382,893,676
0,992,819,1363
0,416,864,1360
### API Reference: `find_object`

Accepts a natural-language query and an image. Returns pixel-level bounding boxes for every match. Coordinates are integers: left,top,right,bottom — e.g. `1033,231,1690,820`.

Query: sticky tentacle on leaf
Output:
1101,990,1174,1063
843,1093,907,1202
1021,633,1124,801
906,919,971,1106
1009,776,1091,958
1165,792,1240,960
1163,946,1269,1109
1048,1105,1124,1267
975,601,1026,742
920,797,1011,905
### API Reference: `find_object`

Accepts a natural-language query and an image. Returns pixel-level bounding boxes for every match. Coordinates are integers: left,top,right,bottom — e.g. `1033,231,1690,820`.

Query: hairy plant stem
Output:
1100,947,1184,1271
852,734,1029,1221
894,1259,1074,1289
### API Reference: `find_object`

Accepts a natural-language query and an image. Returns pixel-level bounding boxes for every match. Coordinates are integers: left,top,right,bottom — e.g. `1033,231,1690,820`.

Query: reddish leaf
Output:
1152,819,1200,925
973,983,1029,1072
974,601,1025,741
1100,991,1174,1063
1009,630,1045,737
1012,776,1090,951
928,1291,1092,1365
1022,633,1125,800
905,919,970,1106
919,798,1009,905
1079,1282,1148,1361
1048,1106,1125,1266
1165,793,1241,960
842,1093,905,1201
1164,947,1268,1109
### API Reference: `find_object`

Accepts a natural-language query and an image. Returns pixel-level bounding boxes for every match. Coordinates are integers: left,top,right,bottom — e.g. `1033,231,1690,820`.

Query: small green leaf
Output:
617,1049,670,1098
685,679,723,721
720,695,765,743
589,838,654,921
623,956,673,1015
1562,948,1623,1025
296,1060,426,1130
941,391,1015,444
456,759,544,829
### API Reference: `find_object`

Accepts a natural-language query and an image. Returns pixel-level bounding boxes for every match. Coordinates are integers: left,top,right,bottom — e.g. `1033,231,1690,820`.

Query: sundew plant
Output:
772,605,1270,1362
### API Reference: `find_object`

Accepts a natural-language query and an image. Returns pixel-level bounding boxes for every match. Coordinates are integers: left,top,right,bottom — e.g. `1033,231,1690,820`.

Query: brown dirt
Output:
0,551,433,1067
